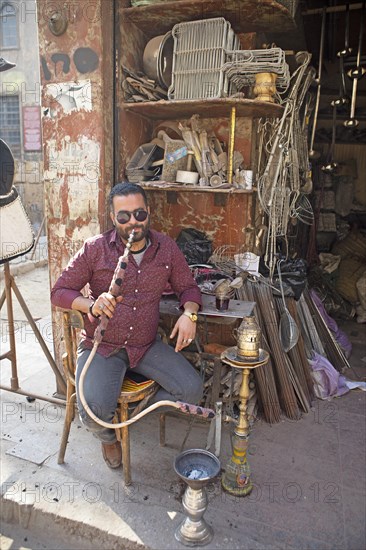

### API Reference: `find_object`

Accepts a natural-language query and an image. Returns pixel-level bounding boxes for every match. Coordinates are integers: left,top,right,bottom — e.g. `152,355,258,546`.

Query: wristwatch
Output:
183,311,198,323
89,302,100,319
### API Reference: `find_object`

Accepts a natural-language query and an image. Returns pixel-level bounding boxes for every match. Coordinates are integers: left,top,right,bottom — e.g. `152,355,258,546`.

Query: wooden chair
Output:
57,309,159,485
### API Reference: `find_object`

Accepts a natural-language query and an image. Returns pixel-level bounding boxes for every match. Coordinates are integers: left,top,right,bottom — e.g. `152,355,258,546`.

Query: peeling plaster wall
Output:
37,0,114,379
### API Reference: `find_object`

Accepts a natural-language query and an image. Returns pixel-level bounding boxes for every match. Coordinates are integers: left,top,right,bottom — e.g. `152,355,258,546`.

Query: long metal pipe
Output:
345,0,365,126
309,8,326,158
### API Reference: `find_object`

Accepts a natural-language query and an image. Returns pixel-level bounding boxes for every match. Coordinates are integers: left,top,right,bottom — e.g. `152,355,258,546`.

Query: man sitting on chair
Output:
51,182,203,468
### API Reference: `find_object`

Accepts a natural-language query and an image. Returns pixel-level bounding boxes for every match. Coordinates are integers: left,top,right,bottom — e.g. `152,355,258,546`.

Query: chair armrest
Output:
60,308,85,330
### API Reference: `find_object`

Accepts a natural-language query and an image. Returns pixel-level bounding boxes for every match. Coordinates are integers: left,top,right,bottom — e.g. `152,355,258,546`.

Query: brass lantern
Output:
236,316,261,360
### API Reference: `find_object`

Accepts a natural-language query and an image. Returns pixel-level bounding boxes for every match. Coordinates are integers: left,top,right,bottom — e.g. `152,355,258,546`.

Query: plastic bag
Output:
309,352,349,400
310,289,352,358
176,228,212,265
259,256,308,300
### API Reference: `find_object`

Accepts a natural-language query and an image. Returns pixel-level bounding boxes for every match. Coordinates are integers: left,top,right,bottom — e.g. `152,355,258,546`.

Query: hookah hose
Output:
78,230,215,429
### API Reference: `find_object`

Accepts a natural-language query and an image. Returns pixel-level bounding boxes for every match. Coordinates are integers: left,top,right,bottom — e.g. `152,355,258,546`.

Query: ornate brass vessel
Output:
236,316,261,360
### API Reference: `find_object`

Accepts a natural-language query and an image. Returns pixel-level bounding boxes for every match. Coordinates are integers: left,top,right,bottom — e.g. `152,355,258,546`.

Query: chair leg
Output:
58,383,76,464
159,413,166,447
119,402,131,485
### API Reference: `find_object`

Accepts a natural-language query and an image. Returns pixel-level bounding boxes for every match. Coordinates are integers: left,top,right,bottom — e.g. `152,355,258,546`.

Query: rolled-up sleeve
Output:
50,243,93,310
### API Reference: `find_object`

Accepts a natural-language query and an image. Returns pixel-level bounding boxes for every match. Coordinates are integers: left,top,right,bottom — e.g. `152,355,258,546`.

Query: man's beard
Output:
115,220,150,243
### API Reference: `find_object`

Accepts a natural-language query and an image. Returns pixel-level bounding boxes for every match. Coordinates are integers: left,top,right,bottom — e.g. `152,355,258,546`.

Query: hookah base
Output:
221,473,253,497
175,519,213,547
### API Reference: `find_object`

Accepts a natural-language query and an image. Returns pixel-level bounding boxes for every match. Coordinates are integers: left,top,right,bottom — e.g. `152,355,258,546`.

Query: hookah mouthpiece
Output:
176,401,215,419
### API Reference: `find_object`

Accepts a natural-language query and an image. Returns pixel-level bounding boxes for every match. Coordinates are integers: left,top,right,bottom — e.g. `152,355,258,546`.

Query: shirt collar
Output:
109,228,158,249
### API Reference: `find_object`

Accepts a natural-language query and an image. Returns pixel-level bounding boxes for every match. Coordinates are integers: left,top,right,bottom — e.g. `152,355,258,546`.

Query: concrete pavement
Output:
1,264,365,549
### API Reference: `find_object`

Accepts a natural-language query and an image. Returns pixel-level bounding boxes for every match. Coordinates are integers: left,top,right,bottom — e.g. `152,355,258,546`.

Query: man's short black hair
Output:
109,182,148,210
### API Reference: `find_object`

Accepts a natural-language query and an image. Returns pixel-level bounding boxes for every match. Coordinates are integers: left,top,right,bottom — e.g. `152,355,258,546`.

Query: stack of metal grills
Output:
167,17,290,101
223,48,290,95
168,18,241,100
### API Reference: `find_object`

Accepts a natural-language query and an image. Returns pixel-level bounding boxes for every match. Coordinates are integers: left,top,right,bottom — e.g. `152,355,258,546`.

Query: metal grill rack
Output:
168,18,240,100
223,48,290,94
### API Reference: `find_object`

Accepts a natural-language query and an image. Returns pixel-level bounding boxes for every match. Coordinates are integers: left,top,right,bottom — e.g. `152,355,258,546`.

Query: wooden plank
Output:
122,98,284,120
122,0,297,37
142,184,255,193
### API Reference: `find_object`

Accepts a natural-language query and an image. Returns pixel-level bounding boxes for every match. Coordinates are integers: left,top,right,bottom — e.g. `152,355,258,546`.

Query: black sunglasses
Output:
116,209,148,225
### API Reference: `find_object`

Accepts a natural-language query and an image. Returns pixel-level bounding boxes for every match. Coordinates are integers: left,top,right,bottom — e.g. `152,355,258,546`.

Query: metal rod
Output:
3,262,19,390
228,106,236,185
302,3,363,15
30,216,45,260
309,8,326,157
9,270,67,394
0,385,66,405
356,1,365,69
345,0,365,126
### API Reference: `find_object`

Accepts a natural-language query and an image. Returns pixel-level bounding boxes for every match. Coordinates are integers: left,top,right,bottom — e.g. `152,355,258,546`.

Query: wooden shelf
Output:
141,183,255,193
122,98,283,120
122,0,297,38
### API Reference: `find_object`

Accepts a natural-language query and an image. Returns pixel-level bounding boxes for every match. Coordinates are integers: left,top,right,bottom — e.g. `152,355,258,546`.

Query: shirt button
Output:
137,270,141,274
133,307,136,311
124,340,128,345
130,326,133,330
135,289,138,293
166,265,169,269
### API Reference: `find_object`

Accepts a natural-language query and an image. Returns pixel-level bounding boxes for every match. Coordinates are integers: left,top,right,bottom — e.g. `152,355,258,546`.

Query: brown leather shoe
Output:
101,441,122,469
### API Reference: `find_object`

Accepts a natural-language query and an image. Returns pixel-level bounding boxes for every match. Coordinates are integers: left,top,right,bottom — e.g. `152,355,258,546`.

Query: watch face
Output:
191,313,198,322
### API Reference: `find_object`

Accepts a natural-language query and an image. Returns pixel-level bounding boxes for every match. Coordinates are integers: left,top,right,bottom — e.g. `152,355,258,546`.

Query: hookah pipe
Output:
78,229,215,429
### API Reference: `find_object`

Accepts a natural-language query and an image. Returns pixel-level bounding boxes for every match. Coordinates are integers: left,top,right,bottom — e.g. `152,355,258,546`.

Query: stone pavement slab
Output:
1,266,365,549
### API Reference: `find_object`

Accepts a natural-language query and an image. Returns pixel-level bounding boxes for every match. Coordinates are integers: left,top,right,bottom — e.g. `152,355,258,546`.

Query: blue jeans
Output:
75,337,203,443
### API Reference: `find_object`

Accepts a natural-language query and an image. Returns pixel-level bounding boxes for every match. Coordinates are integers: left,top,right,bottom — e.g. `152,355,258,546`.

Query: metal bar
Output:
309,8,326,157
228,106,236,185
10,273,67,394
3,262,19,390
214,401,222,457
0,287,6,311
302,3,363,15
211,356,223,408
30,216,45,260
0,385,65,405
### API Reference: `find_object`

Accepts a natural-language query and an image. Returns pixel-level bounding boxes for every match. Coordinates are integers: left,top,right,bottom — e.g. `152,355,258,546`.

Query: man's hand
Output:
170,315,196,352
92,292,123,319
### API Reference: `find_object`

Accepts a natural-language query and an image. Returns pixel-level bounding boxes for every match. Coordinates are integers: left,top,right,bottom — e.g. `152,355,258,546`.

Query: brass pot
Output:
253,72,277,103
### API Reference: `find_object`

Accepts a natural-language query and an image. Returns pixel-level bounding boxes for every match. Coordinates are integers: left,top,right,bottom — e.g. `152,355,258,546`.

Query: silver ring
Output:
188,338,193,343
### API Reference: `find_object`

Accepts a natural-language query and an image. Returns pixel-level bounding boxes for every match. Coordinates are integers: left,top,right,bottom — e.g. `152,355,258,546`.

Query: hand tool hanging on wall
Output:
309,7,327,160
344,1,365,128
78,230,215,431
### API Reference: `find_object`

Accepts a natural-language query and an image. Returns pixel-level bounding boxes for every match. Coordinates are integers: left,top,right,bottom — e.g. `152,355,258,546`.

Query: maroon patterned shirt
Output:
51,228,201,368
